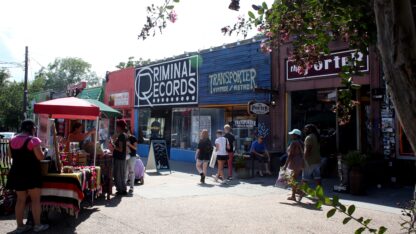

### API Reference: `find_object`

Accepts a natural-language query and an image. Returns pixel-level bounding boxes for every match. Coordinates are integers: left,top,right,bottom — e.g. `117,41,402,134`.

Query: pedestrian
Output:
301,124,322,200
110,120,128,196
250,135,272,176
6,119,49,233
223,124,235,180
125,129,138,193
213,130,230,182
195,129,212,184
99,123,108,149
282,129,304,201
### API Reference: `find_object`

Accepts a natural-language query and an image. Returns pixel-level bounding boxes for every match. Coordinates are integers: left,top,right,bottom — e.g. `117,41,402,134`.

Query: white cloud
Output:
0,0,269,82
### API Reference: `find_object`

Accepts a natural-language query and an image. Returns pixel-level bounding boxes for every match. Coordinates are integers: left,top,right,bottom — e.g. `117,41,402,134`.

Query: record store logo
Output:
135,56,199,107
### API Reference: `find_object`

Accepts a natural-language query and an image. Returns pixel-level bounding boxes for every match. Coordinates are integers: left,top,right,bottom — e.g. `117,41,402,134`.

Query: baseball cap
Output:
288,129,302,136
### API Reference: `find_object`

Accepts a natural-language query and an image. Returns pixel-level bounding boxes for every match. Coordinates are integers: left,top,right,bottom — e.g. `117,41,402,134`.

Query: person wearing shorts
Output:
214,130,229,182
195,129,212,184
224,124,236,180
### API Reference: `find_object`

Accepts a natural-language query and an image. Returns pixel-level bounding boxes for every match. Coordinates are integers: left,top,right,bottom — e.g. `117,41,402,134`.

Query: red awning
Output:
34,97,100,120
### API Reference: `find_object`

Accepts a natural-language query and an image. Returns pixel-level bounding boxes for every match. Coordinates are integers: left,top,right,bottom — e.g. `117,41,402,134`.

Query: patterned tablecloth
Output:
41,166,101,217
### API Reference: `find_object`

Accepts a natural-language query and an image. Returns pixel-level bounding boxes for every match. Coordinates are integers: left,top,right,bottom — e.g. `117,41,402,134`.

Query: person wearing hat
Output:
283,129,304,201
110,120,128,195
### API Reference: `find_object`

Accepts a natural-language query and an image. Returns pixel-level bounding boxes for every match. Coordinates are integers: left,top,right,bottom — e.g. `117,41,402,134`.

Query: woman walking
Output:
6,120,49,233
283,129,304,201
214,130,229,182
195,129,212,184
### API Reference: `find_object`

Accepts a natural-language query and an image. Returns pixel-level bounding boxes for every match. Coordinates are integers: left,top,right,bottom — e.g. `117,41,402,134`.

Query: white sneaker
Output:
33,224,49,232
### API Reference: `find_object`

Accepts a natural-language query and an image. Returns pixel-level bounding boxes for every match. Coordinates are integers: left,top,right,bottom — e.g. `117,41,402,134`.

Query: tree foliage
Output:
0,69,24,131
40,57,100,92
116,56,151,69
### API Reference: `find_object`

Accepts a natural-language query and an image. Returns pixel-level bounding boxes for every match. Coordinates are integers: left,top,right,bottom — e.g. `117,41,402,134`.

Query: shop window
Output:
171,108,193,149
399,126,415,156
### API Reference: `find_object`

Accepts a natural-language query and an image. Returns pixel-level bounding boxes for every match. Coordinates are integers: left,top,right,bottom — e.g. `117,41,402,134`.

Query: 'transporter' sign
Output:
286,49,369,80
209,68,257,94
135,56,199,107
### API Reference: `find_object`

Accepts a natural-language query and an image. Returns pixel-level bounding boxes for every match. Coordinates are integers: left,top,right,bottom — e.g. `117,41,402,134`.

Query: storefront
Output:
135,39,272,162
273,41,415,183
273,43,379,156
104,67,135,135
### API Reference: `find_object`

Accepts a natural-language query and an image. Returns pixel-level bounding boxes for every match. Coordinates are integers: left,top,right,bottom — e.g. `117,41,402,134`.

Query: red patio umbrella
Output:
34,97,100,120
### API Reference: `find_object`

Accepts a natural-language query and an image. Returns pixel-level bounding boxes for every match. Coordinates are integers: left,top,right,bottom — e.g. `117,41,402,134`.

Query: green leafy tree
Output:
42,57,100,91
116,56,151,69
0,68,10,87
0,79,24,131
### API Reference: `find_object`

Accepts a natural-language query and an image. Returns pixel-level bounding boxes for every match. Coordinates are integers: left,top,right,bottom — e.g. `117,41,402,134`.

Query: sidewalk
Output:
147,158,414,214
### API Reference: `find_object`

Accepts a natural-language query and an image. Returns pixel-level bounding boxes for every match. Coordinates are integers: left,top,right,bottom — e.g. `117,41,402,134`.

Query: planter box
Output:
236,167,250,179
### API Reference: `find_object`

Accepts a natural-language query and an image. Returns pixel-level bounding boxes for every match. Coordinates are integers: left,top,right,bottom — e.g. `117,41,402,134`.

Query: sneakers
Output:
227,176,233,181
33,224,49,232
128,188,134,194
12,225,31,234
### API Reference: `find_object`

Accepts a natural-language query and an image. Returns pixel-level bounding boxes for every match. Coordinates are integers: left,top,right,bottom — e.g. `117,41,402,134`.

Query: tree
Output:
0,80,24,131
116,56,151,69
137,0,416,157
0,68,10,87
41,57,100,92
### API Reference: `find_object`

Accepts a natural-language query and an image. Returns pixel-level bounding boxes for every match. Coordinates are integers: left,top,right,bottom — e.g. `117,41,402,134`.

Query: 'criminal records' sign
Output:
209,68,257,94
135,56,199,107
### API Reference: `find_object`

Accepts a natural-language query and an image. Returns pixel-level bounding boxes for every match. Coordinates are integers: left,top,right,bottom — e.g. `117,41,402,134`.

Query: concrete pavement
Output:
0,160,412,234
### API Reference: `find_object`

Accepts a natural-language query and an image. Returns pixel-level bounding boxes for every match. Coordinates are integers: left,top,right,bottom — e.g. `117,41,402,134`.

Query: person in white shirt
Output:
214,130,229,182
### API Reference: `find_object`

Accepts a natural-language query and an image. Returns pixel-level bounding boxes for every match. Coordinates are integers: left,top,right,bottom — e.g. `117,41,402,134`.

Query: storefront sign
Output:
135,56,199,107
208,68,257,94
234,119,256,128
286,50,369,80
248,102,270,115
110,92,129,106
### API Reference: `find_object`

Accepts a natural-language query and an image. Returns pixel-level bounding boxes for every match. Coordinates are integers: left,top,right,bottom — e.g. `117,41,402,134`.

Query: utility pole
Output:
23,46,28,119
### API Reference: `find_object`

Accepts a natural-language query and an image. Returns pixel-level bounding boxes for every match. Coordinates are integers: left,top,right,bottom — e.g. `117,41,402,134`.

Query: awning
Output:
33,97,100,120
83,99,121,118
77,87,103,101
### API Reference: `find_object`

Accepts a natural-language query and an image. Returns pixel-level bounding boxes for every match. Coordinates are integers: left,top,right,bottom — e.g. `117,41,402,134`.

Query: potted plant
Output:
235,155,250,179
343,151,367,195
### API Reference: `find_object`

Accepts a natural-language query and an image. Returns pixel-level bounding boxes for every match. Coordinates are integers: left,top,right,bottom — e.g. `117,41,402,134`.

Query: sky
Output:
0,0,269,83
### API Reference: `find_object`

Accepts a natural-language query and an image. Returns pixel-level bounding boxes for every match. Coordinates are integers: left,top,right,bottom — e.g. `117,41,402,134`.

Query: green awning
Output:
77,87,103,101
83,99,121,118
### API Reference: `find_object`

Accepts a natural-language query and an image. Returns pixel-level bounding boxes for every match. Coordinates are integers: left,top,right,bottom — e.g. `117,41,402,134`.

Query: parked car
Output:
0,132,16,140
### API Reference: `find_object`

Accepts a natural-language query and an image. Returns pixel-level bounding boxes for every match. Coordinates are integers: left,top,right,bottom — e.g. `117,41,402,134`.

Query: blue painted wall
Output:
198,41,271,105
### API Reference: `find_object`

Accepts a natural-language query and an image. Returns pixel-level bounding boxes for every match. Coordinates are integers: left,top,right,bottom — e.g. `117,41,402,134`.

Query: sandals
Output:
287,196,296,201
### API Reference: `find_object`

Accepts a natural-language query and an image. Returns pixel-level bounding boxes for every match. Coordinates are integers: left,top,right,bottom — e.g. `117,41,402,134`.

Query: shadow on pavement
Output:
279,201,322,211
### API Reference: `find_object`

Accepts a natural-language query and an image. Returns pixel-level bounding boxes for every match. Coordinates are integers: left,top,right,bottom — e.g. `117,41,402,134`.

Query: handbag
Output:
209,146,217,168
275,167,291,188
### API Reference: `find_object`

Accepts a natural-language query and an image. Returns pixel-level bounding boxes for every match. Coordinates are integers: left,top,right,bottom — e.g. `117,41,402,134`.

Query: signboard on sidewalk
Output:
135,56,199,107
146,139,171,173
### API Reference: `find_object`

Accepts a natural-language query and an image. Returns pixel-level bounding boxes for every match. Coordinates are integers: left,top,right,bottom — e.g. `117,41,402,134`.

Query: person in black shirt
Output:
125,129,138,193
224,124,236,180
195,129,212,183
110,120,128,195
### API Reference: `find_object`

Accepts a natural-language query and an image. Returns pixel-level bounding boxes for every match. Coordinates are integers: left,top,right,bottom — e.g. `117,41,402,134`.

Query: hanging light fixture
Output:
229,0,240,11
